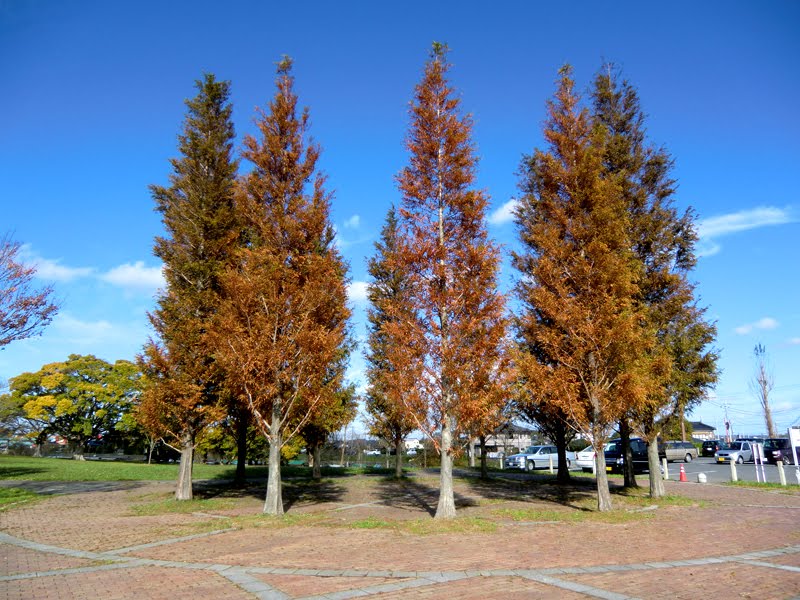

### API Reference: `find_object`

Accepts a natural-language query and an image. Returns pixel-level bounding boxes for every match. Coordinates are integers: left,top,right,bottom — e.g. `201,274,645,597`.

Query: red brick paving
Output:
1,473,798,598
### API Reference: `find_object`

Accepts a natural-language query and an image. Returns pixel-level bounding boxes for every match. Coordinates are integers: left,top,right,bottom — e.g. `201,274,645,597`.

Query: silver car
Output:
715,440,753,464
504,445,566,471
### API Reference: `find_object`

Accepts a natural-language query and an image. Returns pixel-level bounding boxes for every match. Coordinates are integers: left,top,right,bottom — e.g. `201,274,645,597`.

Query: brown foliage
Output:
208,59,350,512
513,66,653,450
386,45,509,517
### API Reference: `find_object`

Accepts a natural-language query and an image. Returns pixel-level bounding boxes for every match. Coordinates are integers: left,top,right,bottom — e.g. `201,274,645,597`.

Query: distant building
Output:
690,421,716,441
474,423,535,456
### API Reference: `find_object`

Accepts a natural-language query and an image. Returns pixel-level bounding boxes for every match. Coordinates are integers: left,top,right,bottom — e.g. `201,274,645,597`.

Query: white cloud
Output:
343,214,361,229
52,313,115,345
488,199,519,226
347,280,369,304
20,246,94,282
788,337,800,346
734,317,779,335
100,261,164,292
696,206,795,256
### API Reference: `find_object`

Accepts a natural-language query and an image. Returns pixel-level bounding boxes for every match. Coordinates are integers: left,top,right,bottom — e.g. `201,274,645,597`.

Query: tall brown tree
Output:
209,58,351,515
513,66,652,511
0,234,58,349
139,74,238,500
388,44,508,519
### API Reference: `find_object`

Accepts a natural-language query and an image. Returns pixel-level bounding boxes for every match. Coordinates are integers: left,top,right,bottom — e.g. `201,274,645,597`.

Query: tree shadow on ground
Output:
193,477,347,511
372,474,479,517
461,471,613,512
0,466,45,479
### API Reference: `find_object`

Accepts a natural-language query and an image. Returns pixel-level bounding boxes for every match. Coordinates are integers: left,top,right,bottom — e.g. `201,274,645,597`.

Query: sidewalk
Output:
1,473,798,599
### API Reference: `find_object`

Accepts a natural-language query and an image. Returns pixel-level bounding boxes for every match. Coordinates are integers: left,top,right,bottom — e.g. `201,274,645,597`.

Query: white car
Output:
715,440,753,464
575,446,596,472
504,445,567,471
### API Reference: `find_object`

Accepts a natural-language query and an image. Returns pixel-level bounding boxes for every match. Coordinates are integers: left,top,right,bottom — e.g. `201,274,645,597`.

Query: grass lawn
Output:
0,455,239,481
0,455,407,482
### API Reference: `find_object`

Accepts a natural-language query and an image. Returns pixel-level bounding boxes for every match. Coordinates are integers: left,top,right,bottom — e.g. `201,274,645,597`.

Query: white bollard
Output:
662,458,669,480
697,472,707,483
730,459,738,482
549,455,554,474
777,461,787,486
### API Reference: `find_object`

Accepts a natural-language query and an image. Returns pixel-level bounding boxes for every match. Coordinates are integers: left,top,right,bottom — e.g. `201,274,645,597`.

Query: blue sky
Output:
1,1,798,437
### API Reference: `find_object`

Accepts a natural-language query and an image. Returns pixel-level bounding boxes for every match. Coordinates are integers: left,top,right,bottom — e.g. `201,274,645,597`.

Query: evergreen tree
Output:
389,45,508,519
513,66,652,511
364,206,417,478
592,66,718,497
138,74,238,500
209,58,351,515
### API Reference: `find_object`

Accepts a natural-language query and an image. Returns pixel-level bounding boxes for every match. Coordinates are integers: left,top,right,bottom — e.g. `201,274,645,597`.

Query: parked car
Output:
659,441,698,463
715,440,753,464
604,438,650,473
701,439,727,457
575,446,596,472
364,449,381,456
504,445,567,471
763,438,798,465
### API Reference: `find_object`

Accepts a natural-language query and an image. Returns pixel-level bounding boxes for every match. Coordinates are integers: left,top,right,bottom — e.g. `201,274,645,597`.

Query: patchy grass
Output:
727,480,800,492
402,516,498,535
130,496,238,516
0,487,39,510
351,516,393,529
231,512,325,530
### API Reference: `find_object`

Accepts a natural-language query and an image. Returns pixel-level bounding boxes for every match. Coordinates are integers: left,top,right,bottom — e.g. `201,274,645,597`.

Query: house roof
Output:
690,421,715,432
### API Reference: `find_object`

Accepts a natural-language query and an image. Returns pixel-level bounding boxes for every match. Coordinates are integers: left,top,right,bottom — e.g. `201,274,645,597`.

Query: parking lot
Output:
660,456,800,485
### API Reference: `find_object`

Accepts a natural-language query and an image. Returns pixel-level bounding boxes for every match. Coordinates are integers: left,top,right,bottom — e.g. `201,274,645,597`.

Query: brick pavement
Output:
1,473,798,599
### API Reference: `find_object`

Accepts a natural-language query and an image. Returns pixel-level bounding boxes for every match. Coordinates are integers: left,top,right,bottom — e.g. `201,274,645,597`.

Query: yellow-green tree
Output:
6,354,140,459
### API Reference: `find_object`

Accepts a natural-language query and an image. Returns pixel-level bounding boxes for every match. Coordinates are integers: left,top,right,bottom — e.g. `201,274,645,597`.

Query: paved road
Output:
663,456,800,485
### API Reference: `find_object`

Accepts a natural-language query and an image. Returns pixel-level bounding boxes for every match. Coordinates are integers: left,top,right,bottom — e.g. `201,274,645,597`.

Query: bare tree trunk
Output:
234,406,249,486
479,435,488,480
176,429,194,500
264,409,284,515
679,408,687,442
339,424,347,466
147,438,156,465
554,424,571,484
620,420,637,488
435,414,457,519
594,444,613,512
312,443,322,480
394,434,403,478
647,438,665,498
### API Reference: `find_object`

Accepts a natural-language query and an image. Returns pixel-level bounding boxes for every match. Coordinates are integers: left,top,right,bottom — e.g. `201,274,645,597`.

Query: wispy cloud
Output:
100,262,164,293
343,214,361,229
696,206,795,257
52,313,115,345
734,317,779,335
788,337,800,346
488,199,518,226
347,280,369,304
21,246,94,282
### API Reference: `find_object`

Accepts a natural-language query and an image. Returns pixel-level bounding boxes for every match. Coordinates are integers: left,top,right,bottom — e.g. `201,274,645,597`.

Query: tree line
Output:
0,44,718,517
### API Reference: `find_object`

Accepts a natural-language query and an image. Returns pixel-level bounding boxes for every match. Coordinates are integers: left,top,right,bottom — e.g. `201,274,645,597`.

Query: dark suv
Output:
604,438,649,473
763,438,797,465
701,439,727,457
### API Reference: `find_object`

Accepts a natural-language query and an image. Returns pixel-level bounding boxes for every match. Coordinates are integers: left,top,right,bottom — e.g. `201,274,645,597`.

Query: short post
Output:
662,458,669,480
592,456,596,475
730,459,738,482
777,460,787,486
549,455,554,474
